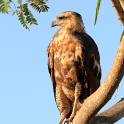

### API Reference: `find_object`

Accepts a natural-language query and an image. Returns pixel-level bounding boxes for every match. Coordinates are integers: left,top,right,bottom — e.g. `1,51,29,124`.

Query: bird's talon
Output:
65,117,74,124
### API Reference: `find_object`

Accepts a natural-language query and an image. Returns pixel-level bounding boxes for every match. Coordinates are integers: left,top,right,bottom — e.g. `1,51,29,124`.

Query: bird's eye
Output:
59,16,65,20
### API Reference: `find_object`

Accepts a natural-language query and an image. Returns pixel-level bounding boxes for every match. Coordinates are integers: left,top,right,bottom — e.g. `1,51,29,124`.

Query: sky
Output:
0,0,124,124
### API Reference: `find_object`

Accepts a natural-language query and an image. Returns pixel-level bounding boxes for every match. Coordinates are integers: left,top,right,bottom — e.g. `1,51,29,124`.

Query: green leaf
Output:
23,3,38,25
17,3,38,30
94,0,101,25
30,0,49,13
0,0,10,14
18,13,30,30
34,0,40,4
0,0,49,30
120,30,124,42
4,0,9,13
0,0,3,4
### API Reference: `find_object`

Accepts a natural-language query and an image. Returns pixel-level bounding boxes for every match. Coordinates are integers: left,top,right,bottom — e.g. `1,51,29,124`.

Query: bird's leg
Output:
65,96,78,123
56,85,72,124
66,82,81,123
58,109,71,124
58,113,65,124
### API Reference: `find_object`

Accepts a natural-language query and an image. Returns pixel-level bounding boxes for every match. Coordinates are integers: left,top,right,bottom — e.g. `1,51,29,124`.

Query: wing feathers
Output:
47,49,56,100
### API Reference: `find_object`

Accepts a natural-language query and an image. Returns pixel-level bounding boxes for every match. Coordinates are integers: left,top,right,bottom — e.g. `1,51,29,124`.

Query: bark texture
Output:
111,0,124,25
92,98,124,124
119,0,124,10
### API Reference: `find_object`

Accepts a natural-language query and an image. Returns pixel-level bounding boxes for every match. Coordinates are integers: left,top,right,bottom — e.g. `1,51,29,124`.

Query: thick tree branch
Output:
72,35,124,124
92,98,124,124
111,0,124,25
119,0,124,10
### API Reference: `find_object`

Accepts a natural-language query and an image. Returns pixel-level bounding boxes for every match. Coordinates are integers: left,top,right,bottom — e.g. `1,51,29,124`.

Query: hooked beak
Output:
51,19,57,28
51,18,62,28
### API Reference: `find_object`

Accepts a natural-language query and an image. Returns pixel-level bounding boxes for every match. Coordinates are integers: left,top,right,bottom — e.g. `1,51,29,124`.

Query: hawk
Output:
47,11,101,124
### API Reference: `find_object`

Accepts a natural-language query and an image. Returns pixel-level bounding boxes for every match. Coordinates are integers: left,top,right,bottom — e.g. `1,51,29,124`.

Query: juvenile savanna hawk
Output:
47,11,101,124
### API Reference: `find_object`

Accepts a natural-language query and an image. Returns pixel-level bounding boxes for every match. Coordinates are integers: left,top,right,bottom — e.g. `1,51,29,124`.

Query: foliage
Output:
18,3,38,30
0,0,10,14
120,30,124,42
94,0,101,25
29,0,49,13
94,0,123,43
0,0,49,30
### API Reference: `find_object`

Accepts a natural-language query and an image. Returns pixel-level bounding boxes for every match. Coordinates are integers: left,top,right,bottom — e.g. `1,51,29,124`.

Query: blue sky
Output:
0,0,124,124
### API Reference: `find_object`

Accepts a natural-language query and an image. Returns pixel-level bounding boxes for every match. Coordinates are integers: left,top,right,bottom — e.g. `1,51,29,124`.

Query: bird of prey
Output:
47,11,101,124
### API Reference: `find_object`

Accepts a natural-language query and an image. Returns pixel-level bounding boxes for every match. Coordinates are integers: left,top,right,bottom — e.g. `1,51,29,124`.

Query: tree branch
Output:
72,34,124,124
111,0,124,25
92,98,124,124
119,0,124,10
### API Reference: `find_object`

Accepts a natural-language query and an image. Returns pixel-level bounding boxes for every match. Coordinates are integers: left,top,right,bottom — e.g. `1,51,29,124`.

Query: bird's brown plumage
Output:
47,11,101,124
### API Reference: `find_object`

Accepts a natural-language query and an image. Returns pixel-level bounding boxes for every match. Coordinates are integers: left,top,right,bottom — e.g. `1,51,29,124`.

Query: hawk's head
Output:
51,11,85,32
